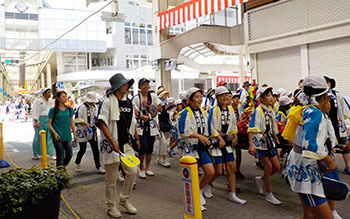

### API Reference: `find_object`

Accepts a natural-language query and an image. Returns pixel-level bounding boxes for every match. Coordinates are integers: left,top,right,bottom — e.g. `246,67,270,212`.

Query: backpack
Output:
159,104,172,132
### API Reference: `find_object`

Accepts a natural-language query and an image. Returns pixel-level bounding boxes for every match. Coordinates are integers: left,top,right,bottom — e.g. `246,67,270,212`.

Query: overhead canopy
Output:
157,0,250,30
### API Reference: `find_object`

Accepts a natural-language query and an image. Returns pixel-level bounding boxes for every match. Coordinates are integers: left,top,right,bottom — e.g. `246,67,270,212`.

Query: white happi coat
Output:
75,103,97,142
208,105,238,157
287,106,329,198
97,94,136,165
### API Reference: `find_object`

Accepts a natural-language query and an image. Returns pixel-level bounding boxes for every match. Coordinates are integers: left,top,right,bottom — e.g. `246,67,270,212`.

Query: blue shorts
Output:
257,147,277,158
213,149,235,164
298,193,327,207
197,149,213,166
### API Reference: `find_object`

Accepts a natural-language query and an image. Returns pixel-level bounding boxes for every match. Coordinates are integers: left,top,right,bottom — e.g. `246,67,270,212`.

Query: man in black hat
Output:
97,73,140,217
132,78,162,179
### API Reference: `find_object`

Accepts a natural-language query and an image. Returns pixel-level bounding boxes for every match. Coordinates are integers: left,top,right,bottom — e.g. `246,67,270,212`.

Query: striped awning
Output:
217,76,251,83
157,0,250,30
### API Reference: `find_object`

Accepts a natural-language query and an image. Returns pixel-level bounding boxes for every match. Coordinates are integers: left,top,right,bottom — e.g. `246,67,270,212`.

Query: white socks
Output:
203,184,213,198
199,189,206,211
332,210,342,219
255,176,264,194
266,192,282,205
229,192,247,205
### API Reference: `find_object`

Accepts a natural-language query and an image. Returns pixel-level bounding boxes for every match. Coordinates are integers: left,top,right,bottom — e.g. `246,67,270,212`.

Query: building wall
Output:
38,8,106,52
0,6,4,49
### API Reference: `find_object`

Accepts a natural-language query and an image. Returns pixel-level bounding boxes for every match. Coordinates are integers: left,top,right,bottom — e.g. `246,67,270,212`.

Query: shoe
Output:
198,167,204,175
145,170,155,176
119,201,137,214
97,167,106,174
235,171,245,180
171,150,176,155
167,149,173,157
344,167,350,175
132,183,136,190
229,192,247,205
108,207,121,218
255,176,264,194
201,205,206,211
160,159,171,167
156,157,160,164
227,184,241,193
117,171,125,183
203,184,213,198
50,155,56,160
266,192,282,205
255,160,264,170
32,155,39,160
75,164,82,172
138,170,146,179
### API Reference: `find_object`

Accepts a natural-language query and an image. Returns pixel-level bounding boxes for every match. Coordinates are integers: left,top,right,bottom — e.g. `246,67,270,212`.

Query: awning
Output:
217,76,251,83
157,0,250,30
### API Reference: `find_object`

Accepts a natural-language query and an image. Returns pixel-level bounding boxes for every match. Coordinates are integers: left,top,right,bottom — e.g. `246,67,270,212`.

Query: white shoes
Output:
229,192,247,205
32,155,40,160
157,157,171,167
50,155,56,160
266,192,282,205
97,167,106,174
75,164,82,172
138,170,146,179
119,201,137,214
255,176,264,194
203,184,213,198
145,170,155,176
108,206,121,218
117,171,125,183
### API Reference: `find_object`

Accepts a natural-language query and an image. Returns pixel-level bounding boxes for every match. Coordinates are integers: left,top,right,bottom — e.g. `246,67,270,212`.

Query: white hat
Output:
232,93,240,98
42,87,51,94
186,87,204,100
167,97,175,104
302,75,329,96
86,91,97,103
215,86,230,96
179,92,188,101
279,96,293,106
256,87,273,99
276,88,287,96
175,99,182,105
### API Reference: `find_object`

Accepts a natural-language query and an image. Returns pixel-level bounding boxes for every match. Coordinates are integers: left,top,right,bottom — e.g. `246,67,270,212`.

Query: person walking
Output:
74,91,105,174
248,86,282,205
48,91,77,168
207,87,246,204
97,73,139,217
132,78,162,178
286,75,337,219
31,87,55,160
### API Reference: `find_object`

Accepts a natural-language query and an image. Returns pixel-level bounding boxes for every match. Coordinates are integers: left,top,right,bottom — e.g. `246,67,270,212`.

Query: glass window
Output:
5,12,14,19
133,60,139,69
141,60,147,67
125,27,131,44
147,30,153,46
132,23,137,27
125,22,131,26
140,29,146,45
147,24,152,29
133,54,139,59
15,13,28,20
126,59,131,69
132,28,138,45
139,23,145,28
29,14,38,20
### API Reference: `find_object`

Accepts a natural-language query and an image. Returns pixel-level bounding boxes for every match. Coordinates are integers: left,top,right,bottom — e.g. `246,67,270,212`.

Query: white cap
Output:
256,87,273,99
175,99,182,105
42,87,51,94
179,92,188,101
86,91,97,103
276,88,287,96
167,97,175,104
215,86,230,96
279,96,293,106
303,75,329,96
186,87,204,100
232,93,240,98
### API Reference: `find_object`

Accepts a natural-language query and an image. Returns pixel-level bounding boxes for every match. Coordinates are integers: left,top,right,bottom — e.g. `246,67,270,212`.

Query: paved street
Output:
1,120,350,219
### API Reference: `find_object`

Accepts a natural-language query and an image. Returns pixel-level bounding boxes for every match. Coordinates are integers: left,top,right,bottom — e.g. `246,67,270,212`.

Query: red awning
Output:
157,0,250,30
217,76,251,83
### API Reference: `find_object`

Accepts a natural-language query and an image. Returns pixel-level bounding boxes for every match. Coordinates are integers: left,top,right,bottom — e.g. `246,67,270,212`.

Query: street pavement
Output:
1,119,350,219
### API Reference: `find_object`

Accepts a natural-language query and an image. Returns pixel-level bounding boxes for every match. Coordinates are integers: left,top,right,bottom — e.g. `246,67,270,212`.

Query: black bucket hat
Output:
107,73,134,95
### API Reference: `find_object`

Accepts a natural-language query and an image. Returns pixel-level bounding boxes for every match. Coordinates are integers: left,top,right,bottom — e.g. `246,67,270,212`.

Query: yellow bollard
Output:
40,130,48,169
0,122,10,168
180,156,202,219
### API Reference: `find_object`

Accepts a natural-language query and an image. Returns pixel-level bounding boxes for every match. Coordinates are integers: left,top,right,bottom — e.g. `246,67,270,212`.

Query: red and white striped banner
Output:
157,0,250,30
217,76,251,83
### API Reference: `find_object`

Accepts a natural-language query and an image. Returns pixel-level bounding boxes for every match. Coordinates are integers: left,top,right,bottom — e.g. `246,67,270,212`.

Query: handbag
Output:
322,176,350,201
252,133,268,150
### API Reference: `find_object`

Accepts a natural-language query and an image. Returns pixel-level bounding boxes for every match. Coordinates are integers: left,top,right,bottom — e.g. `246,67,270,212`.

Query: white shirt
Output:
240,89,249,105
31,97,54,120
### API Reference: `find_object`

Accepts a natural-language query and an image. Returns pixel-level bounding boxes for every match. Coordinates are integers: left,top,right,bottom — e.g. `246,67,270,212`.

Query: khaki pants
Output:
105,143,137,209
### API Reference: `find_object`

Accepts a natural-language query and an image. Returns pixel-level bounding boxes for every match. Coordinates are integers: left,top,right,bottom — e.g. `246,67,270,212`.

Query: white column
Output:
250,53,258,82
300,44,309,78
211,71,217,89
0,73,3,102
56,52,64,75
238,50,245,85
133,70,138,96
46,63,52,87
40,73,45,88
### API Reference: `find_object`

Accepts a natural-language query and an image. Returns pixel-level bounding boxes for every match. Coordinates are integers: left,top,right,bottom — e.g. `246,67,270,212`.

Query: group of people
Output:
30,73,350,218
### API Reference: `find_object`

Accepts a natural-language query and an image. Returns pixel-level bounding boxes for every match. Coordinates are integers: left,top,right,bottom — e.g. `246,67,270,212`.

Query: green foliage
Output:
0,166,72,217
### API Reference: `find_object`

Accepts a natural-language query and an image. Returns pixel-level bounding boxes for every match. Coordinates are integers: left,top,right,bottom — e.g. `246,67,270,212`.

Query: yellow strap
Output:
186,106,193,120
215,105,219,118
258,106,263,117
228,105,234,114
